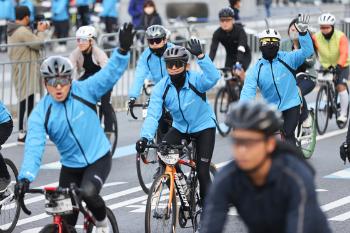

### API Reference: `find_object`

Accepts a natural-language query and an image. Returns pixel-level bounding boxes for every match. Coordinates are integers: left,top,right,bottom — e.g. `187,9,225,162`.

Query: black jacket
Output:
201,142,331,233
138,12,162,30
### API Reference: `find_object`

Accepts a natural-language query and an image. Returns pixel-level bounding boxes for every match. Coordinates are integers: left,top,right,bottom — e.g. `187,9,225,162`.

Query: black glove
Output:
294,14,310,34
340,142,350,164
187,38,203,57
119,22,135,53
128,97,136,108
136,137,148,153
327,66,335,74
15,178,30,198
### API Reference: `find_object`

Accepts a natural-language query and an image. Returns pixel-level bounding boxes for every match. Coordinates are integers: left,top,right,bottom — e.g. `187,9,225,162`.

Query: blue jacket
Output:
128,0,144,27
0,101,11,124
18,49,130,182
240,32,314,111
76,0,94,6
19,0,34,22
100,0,119,18
141,55,220,140
52,0,69,21
0,0,15,21
129,43,175,98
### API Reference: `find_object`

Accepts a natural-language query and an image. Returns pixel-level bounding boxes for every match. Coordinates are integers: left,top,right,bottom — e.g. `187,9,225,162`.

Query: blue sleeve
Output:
140,83,164,140
53,0,67,15
240,65,258,101
78,49,130,102
193,55,220,93
103,0,116,15
285,32,314,70
129,51,151,98
9,0,15,20
18,106,47,182
128,0,136,16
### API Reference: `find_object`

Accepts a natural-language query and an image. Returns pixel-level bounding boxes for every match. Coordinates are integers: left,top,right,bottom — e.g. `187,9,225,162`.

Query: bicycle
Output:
214,67,242,137
0,154,20,233
18,183,119,233
97,101,118,155
315,68,349,135
145,139,216,233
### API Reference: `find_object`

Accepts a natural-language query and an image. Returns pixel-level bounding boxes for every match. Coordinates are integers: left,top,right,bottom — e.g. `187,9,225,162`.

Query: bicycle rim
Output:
0,159,20,233
336,84,349,129
136,149,159,194
214,88,232,137
145,174,176,233
315,85,329,135
87,208,119,233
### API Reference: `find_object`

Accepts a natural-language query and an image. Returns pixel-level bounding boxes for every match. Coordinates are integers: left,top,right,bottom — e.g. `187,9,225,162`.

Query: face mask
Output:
144,7,155,15
289,30,299,40
322,26,334,40
170,69,186,90
150,44,167,57
260,44,279,61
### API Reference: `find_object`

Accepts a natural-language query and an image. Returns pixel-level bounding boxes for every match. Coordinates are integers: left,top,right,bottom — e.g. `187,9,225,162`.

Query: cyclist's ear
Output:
266,136,276,154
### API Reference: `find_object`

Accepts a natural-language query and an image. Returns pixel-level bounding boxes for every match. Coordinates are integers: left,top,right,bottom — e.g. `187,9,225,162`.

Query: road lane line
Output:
329,211,350,221
321,195,350,212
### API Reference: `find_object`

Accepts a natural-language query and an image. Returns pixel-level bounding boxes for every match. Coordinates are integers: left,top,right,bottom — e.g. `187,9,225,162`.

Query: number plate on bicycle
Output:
45,194,73,215
317,73,333,82
157,149,180,165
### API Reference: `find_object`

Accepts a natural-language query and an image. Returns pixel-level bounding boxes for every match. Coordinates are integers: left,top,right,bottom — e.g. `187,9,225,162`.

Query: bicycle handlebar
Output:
128,99,150,120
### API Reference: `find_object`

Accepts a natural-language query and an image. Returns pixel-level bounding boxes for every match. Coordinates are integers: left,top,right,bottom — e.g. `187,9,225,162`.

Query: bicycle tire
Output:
214,87,232,137
0,158,20,233
39,223,77,233
87,207,119,233
136,149,159,194
315,85,330,135
100,104,118,155
335,84,349,129
145,174,176,233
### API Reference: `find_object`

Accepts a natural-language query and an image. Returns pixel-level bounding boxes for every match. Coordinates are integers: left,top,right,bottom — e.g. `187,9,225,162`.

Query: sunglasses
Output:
230,136,266,147
45,76,71,87
148,38,164,45
320,26,332,30
260,40,280,47
76,38,90,44
220,18,233,23
166,60,185,69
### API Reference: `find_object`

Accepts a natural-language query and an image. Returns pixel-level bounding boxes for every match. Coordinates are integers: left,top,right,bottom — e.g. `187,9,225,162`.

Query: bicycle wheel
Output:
145,174,176,233
87,207,119,233
136,148,159,194
315,85,330,135
214,87,232,137
0,158,19,233
100,104,118,155
296,110,317,159
335,84,350,129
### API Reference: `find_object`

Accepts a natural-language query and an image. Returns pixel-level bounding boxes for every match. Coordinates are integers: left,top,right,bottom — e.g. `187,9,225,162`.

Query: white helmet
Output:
258,29,281,41
318,13,336,26
76,25,97,39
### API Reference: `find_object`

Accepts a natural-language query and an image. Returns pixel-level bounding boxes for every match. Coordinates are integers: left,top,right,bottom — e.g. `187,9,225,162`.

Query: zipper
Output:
176,88,190,133
159,57,163,77
270,62,282,109
63,102,89,165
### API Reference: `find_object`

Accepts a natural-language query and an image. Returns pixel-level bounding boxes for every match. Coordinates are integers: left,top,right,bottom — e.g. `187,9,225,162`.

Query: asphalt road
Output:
1,92,350,233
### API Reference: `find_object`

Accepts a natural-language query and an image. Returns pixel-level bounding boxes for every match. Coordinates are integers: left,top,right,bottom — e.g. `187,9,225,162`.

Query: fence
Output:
1,12,350,131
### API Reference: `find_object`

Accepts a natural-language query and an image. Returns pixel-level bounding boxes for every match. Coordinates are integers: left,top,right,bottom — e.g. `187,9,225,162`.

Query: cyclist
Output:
0,101,13,192
240,14,313,145
200,100,331,233
209,7,251,80
128,24,174,142
313,13,350,124
16,23,134,233
69,25,114,135
135,40,220,202
280,17,317,128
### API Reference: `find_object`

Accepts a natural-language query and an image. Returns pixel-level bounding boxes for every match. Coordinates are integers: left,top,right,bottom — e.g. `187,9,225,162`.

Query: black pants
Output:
19,94,34,131
297,74,316,122
225,51,252,71
100,90,114,132
53,20,69,45
0,119,13,179
77,5,90,27
162,127,216,201
59,153,112,225
282,105,300,145
102,16,118,41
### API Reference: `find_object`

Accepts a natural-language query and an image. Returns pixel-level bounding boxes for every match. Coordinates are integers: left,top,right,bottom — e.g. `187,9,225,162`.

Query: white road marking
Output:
329,211,350,221
321,196,350,212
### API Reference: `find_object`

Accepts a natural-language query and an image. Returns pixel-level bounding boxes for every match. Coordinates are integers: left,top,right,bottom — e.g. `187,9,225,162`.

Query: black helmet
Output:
40,56,73,78
163,46,190,63
225,100,283,136
219,7,235,18
145,25,167,39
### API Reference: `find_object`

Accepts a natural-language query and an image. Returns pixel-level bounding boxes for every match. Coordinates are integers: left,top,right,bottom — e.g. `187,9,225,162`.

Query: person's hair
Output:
144,0,157,12
288,17,318,57
229,0,240,6
15,6,30,20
